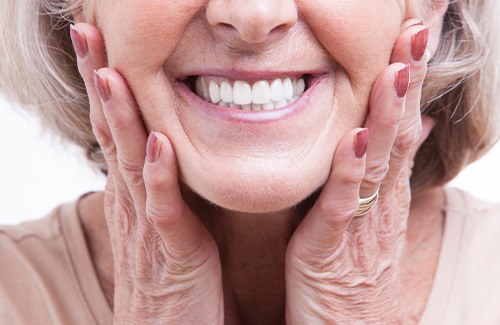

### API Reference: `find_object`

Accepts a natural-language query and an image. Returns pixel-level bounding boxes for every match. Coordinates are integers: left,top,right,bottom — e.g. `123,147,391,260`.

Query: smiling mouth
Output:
185,75,311,111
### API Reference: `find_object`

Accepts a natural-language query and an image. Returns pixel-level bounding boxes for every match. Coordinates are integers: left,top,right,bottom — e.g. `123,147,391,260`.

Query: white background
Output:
0,97,499,225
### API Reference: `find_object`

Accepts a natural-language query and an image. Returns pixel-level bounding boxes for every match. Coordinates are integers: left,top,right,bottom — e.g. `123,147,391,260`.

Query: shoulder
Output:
444,187,500,259
436,188,500,324
445,186,500,221
0,202,98,324
0,207,63,243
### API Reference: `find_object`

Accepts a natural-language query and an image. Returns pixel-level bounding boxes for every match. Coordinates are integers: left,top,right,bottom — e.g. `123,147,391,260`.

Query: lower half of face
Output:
97,0,404,213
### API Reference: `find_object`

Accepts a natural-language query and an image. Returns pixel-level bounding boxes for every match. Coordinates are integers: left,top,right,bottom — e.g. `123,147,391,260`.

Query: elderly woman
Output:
1,0,499,323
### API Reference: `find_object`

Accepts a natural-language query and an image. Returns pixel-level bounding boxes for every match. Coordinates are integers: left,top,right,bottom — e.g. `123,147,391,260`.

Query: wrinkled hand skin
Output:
71,24,224,324
71,18,431,324
285,21,431,324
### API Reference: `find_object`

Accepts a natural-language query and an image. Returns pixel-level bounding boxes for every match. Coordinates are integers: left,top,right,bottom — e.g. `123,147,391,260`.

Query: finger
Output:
384,25,431,185
69,23,109,140
391,25,430,106
93,68,149,203
290,128,367,258
407,115,436,168
143,132,216,262
359,63,409,197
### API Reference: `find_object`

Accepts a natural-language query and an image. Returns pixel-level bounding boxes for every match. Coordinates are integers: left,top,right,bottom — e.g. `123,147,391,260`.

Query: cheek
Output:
299,0,403,94
97,1,203,74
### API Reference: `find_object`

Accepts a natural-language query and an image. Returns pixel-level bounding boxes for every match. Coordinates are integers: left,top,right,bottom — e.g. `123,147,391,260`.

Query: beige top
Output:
0,188,499,324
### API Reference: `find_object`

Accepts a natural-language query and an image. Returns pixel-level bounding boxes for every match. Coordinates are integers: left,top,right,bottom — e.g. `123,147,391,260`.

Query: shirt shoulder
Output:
426,188,500,325
0,201,111,325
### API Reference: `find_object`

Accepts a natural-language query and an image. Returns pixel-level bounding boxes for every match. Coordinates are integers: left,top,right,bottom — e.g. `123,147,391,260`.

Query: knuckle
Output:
393,128,420,159
118,157,145,190
365,159,390,184
106,106,138,131
146,201,182,229
337,168,364,188
146,171,169,193
105,190,136,237
317,199,357,225
99,136,117,159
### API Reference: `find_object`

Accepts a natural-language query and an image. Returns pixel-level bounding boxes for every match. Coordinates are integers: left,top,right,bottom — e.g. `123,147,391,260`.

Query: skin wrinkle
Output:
70,0,451,323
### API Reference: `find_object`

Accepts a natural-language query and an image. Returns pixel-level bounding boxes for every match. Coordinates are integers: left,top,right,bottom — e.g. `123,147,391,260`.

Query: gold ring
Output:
355,190,379,217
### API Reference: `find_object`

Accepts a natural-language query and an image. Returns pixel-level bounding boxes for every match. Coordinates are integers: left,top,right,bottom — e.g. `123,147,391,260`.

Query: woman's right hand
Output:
70,23,224,324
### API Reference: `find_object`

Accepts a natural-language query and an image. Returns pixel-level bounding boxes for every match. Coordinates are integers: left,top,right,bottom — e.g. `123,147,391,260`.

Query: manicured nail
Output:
411,27,429,61
93,70,111,102
70,25,88,58
354,129,369,159
395,65,410,98
403,19,424,30
410,20,424,27
146,132,161,163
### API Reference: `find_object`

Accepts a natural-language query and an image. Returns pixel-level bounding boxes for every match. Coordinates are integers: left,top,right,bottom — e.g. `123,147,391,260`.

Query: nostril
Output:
269,23,291,37
206,0,298,46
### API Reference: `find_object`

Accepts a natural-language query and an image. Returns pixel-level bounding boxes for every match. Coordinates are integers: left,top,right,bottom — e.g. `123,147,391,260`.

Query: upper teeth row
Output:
195,76,306,111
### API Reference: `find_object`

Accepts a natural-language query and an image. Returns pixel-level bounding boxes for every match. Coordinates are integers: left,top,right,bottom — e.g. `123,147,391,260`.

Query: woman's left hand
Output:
285,21,433,323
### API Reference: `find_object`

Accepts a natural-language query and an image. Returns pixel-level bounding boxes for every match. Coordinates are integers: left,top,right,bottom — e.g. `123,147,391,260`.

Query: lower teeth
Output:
215,97,299,111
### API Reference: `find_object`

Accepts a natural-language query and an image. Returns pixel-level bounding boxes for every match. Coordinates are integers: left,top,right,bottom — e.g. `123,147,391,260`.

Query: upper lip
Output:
176,69,328,82
171,65,333,82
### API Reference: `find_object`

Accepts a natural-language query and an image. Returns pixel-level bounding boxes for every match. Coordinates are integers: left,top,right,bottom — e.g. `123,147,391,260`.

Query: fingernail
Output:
147,132,161,163
93,70,111,102
395,64,410,98
403,19,424,30
411,27,429,61
354,129,369,159
70,25,88,58
410,20,424,27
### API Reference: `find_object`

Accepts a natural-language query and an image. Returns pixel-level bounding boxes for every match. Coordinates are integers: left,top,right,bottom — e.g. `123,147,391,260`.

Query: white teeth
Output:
233,81,252,105
283,78,293,100
209,81,220,103
229,102,241,109
194,76,307,111
196,76,211,100
275,98,288,109
252,81,271,104
269,79,284,101
294,78,305,97
220,81,233,103
263,102,275,110
252,104,262,111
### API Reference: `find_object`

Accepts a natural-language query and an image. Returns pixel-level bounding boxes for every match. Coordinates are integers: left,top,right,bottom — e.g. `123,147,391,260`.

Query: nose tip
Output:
207,0,298,45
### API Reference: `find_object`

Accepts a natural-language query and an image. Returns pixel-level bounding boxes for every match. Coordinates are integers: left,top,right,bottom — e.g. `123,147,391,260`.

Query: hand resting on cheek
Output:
70,18,434,323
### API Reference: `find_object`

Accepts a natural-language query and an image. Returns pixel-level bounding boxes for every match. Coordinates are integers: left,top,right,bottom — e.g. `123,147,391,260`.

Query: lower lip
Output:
175,75,327,123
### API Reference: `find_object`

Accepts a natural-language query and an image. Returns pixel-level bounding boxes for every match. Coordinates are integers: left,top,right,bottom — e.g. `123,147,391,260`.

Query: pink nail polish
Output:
411,27,429,61
394,65,410,98
146,132,161,163
354,129,369,159
93,70,111,102
70,25,89,58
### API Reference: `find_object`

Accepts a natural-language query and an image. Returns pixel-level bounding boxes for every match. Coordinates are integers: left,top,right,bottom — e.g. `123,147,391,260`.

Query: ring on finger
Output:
355,190,379,217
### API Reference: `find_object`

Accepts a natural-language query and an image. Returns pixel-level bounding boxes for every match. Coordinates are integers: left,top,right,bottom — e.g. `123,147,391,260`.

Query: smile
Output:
176,72,327,123
192,76,307,111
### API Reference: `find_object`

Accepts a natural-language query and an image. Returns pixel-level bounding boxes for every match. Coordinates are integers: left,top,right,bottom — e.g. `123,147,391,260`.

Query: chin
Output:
180,161,330,213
